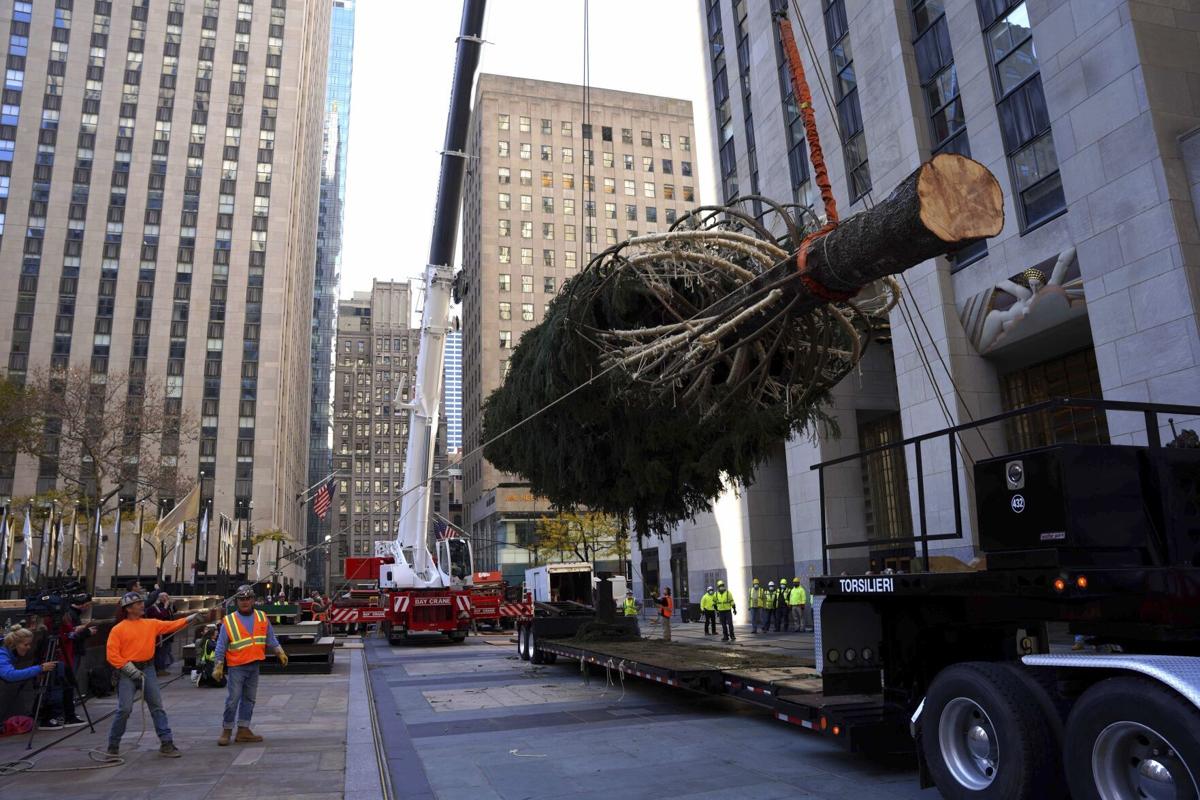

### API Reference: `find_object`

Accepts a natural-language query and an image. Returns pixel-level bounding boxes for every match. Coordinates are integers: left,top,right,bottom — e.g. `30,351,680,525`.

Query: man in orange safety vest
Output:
211,585,288,745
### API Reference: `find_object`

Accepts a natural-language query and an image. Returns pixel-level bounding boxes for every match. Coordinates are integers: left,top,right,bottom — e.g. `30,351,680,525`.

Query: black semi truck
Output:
522,398,1200,799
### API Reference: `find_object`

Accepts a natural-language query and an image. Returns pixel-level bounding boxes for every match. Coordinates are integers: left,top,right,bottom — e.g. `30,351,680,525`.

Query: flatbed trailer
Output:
531,399,1200,799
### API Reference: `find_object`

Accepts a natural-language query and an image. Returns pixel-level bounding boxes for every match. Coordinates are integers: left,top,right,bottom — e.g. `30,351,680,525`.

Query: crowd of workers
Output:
622,575,810,643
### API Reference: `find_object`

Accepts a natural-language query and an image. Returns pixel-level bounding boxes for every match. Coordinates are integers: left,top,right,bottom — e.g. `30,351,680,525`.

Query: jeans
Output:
718,610,735,640
751,607,765,633
703,610,716,635
108,666,172,747
223,664,260,728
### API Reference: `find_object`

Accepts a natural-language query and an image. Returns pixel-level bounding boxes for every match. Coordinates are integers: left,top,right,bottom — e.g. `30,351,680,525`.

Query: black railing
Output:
811,397,1200,573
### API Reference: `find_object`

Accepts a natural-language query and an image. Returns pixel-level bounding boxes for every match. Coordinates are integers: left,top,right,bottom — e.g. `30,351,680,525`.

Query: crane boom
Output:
377,0,486,590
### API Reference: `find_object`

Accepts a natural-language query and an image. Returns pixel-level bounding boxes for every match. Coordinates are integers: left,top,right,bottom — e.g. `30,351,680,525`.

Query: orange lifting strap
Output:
774,13,855,303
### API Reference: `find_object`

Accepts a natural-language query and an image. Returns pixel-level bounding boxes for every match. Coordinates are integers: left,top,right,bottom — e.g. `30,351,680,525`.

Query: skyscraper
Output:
0,0,331,590
443,329,462,453
331,281,419,577
308,0,355,589
460,75,699,583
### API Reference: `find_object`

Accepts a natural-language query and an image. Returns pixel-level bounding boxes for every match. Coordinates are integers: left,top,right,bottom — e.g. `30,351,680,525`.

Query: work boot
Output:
217,728,232,746
235,726,263,743
105,744,120,758
159,742,182,758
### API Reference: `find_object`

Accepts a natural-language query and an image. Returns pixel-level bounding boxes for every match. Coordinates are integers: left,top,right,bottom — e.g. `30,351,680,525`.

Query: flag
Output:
254,542,263,580
433,519,451,540
97,508,105,568
40,509,51,575
0,510,9,580
20,511,31,566
171,523,182,571
199,508,209,555
55,519,64,574
153,483,201,542
312,478,336,520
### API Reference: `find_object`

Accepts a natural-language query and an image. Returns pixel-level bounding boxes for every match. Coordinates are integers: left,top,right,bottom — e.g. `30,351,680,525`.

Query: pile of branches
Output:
483,197,897,539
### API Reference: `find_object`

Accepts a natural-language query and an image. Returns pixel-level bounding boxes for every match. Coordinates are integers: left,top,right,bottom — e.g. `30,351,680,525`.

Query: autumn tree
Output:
19,367,199,587
533,510,629,565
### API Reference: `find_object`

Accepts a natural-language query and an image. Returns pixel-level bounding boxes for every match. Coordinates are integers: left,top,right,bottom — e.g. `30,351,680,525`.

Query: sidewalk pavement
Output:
0,648,367,800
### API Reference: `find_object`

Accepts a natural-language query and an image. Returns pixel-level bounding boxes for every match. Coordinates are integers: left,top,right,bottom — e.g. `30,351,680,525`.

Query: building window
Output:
498,140,509,157
521,274,533,293
857,412,914,544
498,301,511,320
979,0,1065,230
605,202,617,219
562,147,573,163
603,177,615,194
498,219,510,237
543,249,555,267
521,303,534,321
520,194,532,212
542,195,554,213
520,221,532,239
541,118,552,135
498,167,510,184
825,0,871,201
561,120,572,137
542,222,554,239
541,171,554,188
520,247,533,265
624,179,635,196
601,125,612,142
642,155,654,173
582,123,592,140
498,113,509,130
602,151,614,168
679,135,691,152
498,246,510,264
518,115,530,133
562,173,575,189
519,169,532,186
643,182,655,198
1000,348,1108,451
540,144,552,161
544,276,556,293
498,273,510,291
641,130,652,147
519,142,531,160
499,330,511,348
498,192,510,210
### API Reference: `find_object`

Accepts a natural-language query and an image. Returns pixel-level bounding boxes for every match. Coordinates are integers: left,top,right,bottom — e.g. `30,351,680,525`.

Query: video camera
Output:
24,579,85,619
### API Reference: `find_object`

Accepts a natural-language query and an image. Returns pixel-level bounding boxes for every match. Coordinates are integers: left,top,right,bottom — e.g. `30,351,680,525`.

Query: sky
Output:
339,0,716,303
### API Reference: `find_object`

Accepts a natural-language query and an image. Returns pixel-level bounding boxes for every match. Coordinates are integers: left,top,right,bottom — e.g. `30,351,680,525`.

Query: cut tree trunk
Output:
707,153,1003,319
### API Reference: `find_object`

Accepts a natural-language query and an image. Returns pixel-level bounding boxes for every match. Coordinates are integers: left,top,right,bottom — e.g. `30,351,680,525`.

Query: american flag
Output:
433,520,451,540
313,478,336,520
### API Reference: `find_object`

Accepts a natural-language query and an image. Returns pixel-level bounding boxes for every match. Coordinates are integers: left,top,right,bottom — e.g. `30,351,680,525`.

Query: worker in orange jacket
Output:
211,584,288,745
105,592,199,758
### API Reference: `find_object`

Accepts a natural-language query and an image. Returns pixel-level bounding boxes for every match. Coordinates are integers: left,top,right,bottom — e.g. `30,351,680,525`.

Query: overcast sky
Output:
339,0,715,302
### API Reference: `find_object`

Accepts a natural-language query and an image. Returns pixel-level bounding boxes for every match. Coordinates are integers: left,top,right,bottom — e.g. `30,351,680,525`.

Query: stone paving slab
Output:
0,652,357,800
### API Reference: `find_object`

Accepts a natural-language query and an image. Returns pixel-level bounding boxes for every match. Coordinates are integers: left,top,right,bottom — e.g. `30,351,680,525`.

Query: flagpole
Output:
45,505,56,579
112,498,123,592
18,504,30,591
0,504,8,598
89,506,101,594
134,503,143,578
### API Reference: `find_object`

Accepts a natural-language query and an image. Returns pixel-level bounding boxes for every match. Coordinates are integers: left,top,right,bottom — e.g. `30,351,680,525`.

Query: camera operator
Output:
51,593,97,727
1,628,57,725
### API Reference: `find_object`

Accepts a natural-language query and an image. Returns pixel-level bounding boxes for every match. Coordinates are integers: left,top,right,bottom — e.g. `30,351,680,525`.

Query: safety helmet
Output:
780,578,788,584
706,585,714,592
235,584,256,600
767,581,775,587
752,578,759,585
119,591,144,608
716,580,726,587
795,577,802,583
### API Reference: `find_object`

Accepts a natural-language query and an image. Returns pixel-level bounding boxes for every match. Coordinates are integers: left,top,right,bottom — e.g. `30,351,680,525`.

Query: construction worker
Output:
789,578,808,632
655,587,674,642
622,590,640,637
106,591,200,758
748,578,764,634
714,580,737,642
211,585,289,746
763,581,777,633
777,578,790,632
700,586,717,635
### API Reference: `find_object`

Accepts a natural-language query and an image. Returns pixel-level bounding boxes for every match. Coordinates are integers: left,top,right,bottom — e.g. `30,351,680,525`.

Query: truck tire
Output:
447,631,467,643
517,624,530,661
1063,675,1200,800
529,627,546,664
921,661,1065,799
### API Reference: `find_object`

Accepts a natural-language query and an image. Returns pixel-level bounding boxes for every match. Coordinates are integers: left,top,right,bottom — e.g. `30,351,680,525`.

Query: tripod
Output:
26,624,95,750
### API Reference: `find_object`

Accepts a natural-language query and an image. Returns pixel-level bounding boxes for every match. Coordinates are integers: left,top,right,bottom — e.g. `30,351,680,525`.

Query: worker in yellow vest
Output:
748,578,765,634
714,580,737,641
763,581,778,633
623,590,640,637
789,578,809,632
700,586,717,635
211,585,289,746
777,578,790,632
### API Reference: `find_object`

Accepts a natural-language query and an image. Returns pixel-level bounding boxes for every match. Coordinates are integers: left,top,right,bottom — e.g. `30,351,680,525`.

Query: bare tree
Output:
19,367,199,587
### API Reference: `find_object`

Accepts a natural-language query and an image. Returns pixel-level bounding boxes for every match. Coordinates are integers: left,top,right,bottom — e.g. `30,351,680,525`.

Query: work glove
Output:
120,662,144,683
212,661,225,682
275,647,289,668
186,612,201,624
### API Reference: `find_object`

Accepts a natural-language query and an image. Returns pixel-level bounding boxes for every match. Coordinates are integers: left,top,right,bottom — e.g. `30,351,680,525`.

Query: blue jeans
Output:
108,666,172,747
223,664,259,728
751,608,765,632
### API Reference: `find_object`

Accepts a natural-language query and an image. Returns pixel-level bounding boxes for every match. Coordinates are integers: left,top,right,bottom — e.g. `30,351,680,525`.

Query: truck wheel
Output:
921,662,1064,799
1064,676,1200,800
529,628,545,664
517,625,530,661
447,631,467,643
